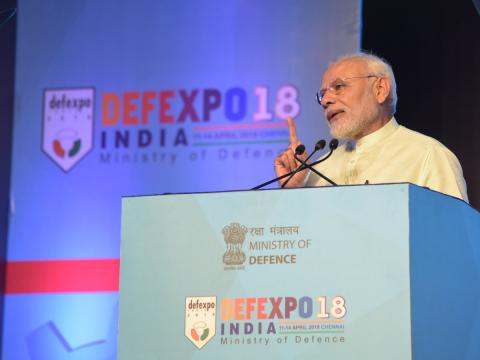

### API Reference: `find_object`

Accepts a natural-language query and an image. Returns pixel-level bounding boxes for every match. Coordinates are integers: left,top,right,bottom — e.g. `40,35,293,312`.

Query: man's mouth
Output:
327,110,344,122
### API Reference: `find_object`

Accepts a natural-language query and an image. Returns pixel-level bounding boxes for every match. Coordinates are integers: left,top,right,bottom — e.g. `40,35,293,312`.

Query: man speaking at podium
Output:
274,53,469,202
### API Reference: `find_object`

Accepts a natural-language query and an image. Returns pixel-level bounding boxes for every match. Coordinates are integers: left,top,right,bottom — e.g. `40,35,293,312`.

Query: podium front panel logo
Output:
222,222,248,266
42,88,95,172
185,296,216,349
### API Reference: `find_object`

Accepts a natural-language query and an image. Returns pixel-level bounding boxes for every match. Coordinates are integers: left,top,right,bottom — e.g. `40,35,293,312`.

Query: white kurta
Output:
306,118,468,202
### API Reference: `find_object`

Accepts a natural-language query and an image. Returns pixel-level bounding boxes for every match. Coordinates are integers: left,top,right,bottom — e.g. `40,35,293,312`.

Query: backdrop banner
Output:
5,0,359,358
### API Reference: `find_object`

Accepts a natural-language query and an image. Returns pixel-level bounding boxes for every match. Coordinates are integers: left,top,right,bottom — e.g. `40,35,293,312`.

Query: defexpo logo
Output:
222,222,310,270
43,85,300,170
185,297,217,349
42,88,95,172
185,295,347,349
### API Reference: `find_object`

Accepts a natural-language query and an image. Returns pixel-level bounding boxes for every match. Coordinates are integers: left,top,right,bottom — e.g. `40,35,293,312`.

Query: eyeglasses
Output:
316,75,379,105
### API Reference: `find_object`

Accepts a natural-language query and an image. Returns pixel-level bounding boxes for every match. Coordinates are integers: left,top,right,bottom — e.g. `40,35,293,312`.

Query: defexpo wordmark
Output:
101,85,300,126
100,85,298,151
98,85,300,165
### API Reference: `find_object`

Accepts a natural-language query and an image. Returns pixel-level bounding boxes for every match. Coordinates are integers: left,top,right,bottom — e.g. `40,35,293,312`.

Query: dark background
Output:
362,0,480,209
0,0,478,349
0,0,16,349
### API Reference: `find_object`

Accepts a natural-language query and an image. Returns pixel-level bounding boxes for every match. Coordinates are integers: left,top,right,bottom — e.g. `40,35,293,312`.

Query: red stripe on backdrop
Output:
5,259,120,294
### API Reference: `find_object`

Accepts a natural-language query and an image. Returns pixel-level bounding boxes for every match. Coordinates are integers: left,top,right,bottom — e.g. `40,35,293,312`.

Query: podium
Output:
118,184,480,360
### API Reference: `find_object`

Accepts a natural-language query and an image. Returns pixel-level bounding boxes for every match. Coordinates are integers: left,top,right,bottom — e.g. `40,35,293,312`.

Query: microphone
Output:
329,139,339,150
251,139,337,190
298,139,338,167
294,139,338,186
281,140,326,188
308,139,338,165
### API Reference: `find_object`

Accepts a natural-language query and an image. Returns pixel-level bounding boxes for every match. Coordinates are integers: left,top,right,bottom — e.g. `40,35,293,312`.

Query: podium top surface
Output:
122,183,477,215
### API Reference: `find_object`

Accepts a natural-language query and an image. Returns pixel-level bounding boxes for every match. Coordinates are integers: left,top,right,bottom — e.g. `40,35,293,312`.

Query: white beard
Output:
328,93,379,140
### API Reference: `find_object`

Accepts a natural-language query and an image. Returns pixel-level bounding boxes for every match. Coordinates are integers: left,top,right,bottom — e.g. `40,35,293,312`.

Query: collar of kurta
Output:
347,117,399,152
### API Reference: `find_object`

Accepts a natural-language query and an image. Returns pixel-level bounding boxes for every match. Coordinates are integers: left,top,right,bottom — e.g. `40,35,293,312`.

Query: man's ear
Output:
374,77,390,104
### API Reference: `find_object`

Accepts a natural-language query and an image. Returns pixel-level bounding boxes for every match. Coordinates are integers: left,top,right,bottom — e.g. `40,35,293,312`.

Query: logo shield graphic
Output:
42,88,95,172
185,296,216,349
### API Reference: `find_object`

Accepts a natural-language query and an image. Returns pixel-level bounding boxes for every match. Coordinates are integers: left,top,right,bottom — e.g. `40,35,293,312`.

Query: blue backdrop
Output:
4,0,359,358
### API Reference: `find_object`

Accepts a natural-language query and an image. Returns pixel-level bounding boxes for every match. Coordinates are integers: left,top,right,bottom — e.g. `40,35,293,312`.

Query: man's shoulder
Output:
395,125,453,154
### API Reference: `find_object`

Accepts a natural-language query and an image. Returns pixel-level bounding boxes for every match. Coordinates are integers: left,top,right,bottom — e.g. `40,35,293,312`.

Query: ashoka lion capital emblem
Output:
222,223,247,265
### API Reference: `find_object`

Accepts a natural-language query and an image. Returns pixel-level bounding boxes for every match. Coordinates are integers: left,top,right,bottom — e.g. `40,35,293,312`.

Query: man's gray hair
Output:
332,52,398,115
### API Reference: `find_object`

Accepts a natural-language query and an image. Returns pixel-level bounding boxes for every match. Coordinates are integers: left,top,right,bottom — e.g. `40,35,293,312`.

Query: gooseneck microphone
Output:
281,140,326,188
294,140,338,186
303,139,338,166
251,139,339,190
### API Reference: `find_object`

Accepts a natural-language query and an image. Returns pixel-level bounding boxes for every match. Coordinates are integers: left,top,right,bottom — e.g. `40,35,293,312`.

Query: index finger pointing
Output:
287,116,298,144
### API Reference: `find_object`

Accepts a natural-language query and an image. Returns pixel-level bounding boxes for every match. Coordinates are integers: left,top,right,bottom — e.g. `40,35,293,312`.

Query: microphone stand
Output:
281,143,322,188
251,139,338,190
294,153,337,186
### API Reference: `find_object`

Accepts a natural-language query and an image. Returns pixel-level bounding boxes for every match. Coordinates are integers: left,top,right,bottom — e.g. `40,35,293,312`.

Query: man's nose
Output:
321,91,335,108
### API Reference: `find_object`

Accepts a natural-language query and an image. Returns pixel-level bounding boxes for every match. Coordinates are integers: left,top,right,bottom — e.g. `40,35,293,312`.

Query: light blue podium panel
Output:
118,184,480,360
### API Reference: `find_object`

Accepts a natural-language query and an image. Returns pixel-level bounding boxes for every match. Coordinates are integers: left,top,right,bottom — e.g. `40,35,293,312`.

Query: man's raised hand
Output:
273,117,308,188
